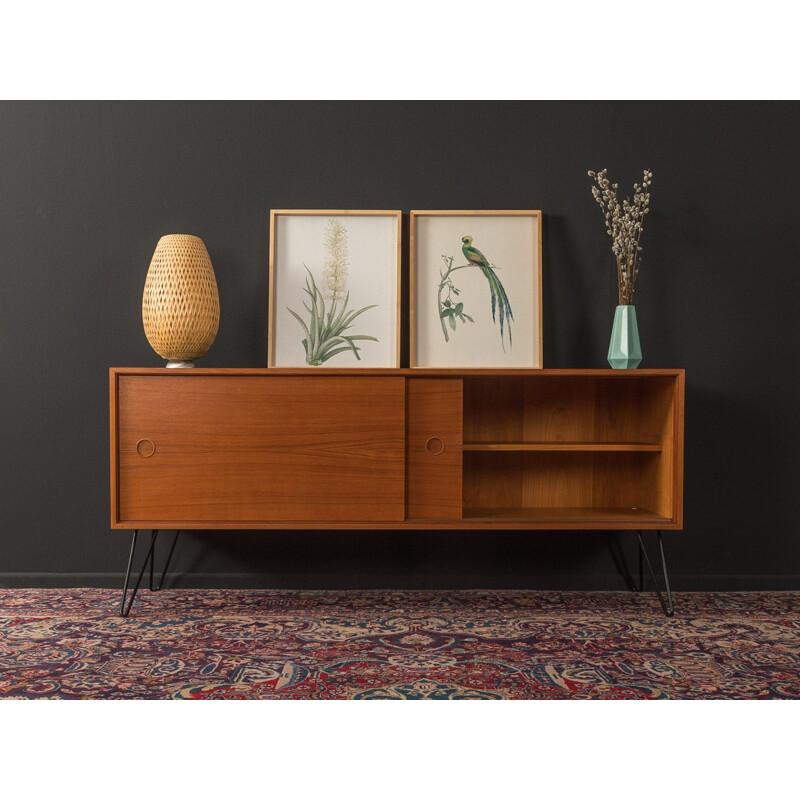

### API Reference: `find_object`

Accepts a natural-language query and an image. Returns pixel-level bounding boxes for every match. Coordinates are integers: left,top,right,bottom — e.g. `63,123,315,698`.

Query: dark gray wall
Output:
1,101,798,589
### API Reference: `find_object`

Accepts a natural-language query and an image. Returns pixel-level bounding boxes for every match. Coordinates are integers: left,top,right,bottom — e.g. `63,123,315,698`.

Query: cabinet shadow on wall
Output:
158,528,631,590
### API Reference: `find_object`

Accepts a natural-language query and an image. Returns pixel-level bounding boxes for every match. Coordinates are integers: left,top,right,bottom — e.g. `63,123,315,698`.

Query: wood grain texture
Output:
409,212,417,368
113,517,680,530
463,378,525,443
591,452,658,511
462,451,524,510
109,369,684,530
267,211,277,367
665,370,685,525
109,370,120,526
111,368,684,377
594,377,673,444
462,507,670,523
523,375,595,442
394,211,402,368
521,452,594,509
463,442,661,451
116,375,405,523
406,379,462,519
460,372,684,526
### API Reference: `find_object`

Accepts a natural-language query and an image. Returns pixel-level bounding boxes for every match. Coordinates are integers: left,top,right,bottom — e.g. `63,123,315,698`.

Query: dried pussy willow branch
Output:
588,168,652,305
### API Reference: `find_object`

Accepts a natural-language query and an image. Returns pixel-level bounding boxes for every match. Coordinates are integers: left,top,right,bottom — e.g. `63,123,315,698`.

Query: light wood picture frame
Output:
410,210,543,368
269,210,402,368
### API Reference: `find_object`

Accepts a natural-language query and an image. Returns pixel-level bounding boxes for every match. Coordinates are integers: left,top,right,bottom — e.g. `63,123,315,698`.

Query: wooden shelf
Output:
463,506,672,523
463,441,661,452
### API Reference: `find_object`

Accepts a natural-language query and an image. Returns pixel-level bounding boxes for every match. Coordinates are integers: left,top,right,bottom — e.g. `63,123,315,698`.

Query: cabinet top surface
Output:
111,367,684,377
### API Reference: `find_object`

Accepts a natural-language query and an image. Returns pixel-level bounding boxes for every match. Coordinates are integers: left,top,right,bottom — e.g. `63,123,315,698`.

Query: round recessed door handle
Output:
136,438,156,458
425,437,445,455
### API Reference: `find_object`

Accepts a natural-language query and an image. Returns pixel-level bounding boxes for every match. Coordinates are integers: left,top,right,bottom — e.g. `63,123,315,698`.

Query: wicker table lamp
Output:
142,234,220,368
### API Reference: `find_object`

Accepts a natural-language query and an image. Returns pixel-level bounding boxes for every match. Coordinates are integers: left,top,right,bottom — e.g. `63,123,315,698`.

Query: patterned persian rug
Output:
0,589,798,699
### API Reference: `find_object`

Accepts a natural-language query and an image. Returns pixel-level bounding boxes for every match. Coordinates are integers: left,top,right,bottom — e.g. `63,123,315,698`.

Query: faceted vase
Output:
607,305,642,369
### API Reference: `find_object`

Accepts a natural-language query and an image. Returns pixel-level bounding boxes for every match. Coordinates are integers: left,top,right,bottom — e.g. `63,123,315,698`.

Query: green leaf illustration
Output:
288,266,379,366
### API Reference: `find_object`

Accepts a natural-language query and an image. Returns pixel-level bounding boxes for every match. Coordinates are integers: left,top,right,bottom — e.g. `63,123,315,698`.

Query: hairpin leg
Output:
120,530,140,616
636,531,675,617
119,530,181,617
150,530,180,592
611,531,675,616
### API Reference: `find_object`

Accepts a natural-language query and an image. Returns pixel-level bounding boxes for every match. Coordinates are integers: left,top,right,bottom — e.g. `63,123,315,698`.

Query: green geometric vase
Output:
607,305,642,369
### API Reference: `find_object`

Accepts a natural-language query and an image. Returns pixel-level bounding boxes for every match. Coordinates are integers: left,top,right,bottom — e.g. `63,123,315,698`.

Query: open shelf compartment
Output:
461,374,678,524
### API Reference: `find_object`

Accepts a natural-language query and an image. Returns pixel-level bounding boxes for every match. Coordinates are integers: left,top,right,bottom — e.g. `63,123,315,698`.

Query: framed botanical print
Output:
268,210,401,367
410,210,542,368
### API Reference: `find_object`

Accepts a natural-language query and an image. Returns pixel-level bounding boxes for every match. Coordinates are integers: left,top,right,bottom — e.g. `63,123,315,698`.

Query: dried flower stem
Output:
588,168,652,305
323,218,349,303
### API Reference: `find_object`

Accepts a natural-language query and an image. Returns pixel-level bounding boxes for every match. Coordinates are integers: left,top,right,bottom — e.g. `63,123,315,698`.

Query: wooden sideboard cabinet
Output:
110,368,684,531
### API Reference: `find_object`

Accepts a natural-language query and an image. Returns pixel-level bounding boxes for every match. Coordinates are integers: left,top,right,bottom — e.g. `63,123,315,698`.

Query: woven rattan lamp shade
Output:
142,234,220,367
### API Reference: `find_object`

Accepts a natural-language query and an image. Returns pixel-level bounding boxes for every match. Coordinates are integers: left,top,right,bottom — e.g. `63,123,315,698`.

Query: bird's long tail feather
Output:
481,265,513,349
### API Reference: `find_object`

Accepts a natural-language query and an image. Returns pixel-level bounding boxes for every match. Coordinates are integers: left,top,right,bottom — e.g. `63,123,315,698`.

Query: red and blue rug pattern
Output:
1,589,798,699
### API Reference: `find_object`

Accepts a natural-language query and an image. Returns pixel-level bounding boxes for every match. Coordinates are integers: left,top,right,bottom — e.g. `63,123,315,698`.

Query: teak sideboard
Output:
110,368,684,531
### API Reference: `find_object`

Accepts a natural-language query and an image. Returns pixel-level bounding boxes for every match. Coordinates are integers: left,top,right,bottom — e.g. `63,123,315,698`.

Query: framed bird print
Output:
410,210,542,368
269,210,402,368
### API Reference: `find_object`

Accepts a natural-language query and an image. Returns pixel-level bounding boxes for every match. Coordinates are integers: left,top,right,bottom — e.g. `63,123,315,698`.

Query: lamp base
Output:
165,360,196,369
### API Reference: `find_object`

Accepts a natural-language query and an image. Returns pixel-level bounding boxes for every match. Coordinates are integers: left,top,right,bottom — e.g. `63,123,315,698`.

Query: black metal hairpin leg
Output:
150,530,180,592
636,531,675,617
612,531,675,617
119,529,181,617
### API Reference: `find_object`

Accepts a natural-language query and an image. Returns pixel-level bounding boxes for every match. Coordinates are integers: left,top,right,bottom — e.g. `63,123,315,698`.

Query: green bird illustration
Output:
461,235,513,348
